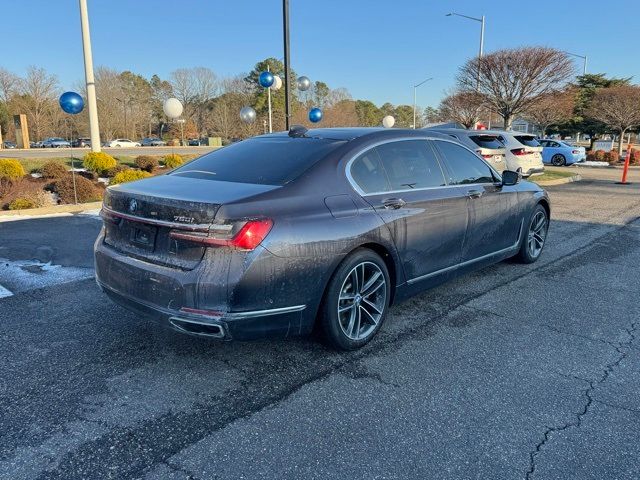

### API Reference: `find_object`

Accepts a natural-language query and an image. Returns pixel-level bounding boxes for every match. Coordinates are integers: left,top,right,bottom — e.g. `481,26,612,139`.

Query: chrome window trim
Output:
344,136,501,197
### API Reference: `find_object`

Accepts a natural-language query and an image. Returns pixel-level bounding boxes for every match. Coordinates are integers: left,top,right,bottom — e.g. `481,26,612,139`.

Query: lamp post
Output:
412,77,433,129
283,0,291,130
564,51,588,75
79,0,101,152
446,12,485,88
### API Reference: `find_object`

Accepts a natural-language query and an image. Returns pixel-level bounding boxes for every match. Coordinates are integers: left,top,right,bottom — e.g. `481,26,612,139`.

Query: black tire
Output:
319,249,391,351
514,204,549,264
551,154,566,166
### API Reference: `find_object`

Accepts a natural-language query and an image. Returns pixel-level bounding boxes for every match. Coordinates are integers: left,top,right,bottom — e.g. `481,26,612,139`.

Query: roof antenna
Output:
288,125,308,138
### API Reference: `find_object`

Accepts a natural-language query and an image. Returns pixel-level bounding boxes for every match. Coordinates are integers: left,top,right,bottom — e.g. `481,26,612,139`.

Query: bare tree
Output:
438,90,486,128
458,47,574,129
0,68,21,104
523,89,575,137
588,85,640,156
16,66,59,140
170,67,218,136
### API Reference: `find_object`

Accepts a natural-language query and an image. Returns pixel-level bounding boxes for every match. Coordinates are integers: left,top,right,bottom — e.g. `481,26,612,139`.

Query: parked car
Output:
2,141,16,149
71,137,91,148
140,137,166,147
30,141,40,148
107,139,141,148
95,127,550,350
424,127,507,172
491,131,544,177
41,137,71,148
539,139,586,166
188,138,201,146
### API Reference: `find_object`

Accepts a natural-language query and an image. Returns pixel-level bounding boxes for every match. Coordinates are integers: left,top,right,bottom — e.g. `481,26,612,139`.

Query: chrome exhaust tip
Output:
168,317,226,339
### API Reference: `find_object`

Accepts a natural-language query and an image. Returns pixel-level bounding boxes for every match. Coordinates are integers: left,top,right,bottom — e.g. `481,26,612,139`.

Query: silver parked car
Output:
424,127,507,173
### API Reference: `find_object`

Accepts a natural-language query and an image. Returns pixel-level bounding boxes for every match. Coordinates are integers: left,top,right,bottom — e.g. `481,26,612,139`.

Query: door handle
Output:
382,198,406,209
466,189,484,199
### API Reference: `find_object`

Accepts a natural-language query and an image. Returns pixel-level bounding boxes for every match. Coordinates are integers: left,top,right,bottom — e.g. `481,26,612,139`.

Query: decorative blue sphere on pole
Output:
308,107,323,123
259,71,275,88
59,91,84,114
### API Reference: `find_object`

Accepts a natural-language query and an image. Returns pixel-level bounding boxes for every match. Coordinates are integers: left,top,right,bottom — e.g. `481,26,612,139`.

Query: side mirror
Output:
501,170,521,186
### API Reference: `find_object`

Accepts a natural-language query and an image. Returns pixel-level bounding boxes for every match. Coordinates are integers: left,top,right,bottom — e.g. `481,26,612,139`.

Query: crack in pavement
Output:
525,321,638,480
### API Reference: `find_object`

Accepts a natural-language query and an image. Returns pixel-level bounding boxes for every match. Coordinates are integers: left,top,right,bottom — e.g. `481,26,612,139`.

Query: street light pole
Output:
79,0,101,152
412,77,433,129
446,12,485,88
283,0,291,130
565,51,588,75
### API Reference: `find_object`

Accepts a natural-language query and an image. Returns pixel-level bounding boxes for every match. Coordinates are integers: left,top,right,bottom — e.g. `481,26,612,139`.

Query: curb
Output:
0,201,102,218
534,174,582,186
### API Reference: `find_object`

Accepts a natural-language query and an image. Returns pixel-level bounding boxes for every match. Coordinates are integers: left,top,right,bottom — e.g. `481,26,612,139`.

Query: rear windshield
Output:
469,135,503,149
514,135,540,148
171,136,344,185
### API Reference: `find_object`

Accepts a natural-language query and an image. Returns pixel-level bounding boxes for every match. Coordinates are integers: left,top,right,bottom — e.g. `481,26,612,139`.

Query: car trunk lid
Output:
101,174,277,270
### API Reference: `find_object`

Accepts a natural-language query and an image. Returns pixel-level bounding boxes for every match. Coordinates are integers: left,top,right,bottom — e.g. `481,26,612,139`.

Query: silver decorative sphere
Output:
296,76,311,91
240,106,257,124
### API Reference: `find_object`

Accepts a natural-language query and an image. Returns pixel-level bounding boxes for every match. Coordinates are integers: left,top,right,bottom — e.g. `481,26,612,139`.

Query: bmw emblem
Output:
128,199,138,213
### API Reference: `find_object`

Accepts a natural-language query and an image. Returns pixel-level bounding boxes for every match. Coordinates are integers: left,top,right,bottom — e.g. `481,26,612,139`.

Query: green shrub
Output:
9,198,36,210
40,161,68,179
135,155,159,172
110,169,152,185
0,158,26,181
604,150,619,164
163,153,184,169
53,175,102,204
83,151,117,174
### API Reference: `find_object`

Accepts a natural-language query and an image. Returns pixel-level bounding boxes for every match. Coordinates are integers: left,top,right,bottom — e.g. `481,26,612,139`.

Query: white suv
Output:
491,131,544,177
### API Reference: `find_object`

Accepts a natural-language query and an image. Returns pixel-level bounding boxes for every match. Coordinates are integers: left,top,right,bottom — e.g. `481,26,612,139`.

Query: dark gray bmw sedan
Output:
95,127,550,350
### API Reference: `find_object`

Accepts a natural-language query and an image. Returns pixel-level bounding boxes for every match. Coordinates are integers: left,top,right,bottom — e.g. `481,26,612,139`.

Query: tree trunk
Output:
618,128,627,157
502,112,512,130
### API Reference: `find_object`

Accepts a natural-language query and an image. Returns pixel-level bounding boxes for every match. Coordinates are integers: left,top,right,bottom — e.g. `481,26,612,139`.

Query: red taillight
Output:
232,220,273,250
482,154,493,159
169,219,273,250
511,148,527,156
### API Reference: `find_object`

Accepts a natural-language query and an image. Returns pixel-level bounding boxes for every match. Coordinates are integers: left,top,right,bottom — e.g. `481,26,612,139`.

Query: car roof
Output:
261,127,453,142
426,128,502,137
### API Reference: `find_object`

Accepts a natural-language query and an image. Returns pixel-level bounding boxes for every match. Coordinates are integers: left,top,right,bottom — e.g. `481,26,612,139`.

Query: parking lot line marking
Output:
0,283,13,298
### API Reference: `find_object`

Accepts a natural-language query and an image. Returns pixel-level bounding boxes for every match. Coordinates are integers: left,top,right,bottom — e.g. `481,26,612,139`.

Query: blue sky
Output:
3,0,638,109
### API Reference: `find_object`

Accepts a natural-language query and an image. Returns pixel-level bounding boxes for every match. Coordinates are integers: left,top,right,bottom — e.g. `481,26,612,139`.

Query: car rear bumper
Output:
97,279,306,341
94,232,307,341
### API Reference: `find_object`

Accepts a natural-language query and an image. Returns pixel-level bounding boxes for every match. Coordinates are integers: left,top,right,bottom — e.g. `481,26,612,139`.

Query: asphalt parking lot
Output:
1,167,639,480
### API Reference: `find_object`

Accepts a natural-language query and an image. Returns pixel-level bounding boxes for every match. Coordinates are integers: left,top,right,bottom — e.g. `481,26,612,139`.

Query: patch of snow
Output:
0,258,93,294
0,283,12,298
580,161,610,167
30,172,43,178
97,177,110,185
70,167,87,172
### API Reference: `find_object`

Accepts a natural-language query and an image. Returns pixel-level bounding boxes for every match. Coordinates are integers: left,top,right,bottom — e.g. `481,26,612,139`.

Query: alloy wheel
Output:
337,261,387,341
552,154,565,166
528,210,547,258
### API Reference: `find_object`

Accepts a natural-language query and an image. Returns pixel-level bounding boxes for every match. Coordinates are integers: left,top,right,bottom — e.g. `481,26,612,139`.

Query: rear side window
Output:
375,140,445,190
171,136,344,185
469,135,503,149
350,150,391,194
434,140,495,185
514,135,540,147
